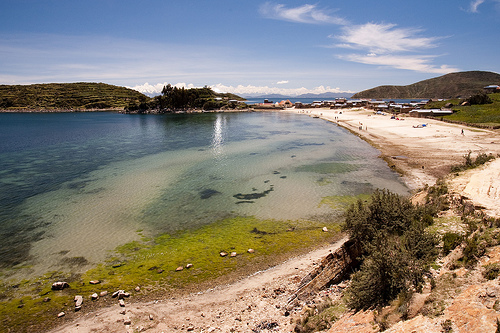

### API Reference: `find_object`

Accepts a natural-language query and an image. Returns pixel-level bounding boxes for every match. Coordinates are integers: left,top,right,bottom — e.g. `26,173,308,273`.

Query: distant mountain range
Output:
243,92,354,100
352,71,500,99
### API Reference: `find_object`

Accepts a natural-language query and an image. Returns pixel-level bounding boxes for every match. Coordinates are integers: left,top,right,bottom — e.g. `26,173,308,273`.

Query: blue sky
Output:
0,0,499,96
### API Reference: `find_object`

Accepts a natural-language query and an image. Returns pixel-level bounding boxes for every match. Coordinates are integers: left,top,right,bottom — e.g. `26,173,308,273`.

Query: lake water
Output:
0,111,408,279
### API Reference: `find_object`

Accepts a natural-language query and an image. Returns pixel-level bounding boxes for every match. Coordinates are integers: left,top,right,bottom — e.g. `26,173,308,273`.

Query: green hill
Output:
0,82,148,111
352,71,500,99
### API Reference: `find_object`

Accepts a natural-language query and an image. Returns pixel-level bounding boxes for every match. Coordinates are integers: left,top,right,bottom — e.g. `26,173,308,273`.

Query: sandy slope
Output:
48,108,500,332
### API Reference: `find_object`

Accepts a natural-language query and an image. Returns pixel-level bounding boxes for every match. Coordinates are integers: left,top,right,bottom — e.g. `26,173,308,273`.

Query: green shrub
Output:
483,263,500,280
467,93,492,105
461,235,485,268
343,190,438,310
442,232,462,256
451,151,495,172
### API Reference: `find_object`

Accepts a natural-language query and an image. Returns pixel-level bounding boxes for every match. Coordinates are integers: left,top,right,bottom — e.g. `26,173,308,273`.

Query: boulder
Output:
248,249,255,253
89,280,100,285
74,295,83,308
91,293,99,300
186,263,193,269
135,286,141,292
113,290,129,299
51,281,69,290
322,227,328,232
57,312,65,318
230,252,237,257
100,291,108,297
220,251,228,257
176,266,184,271
119,299,125,307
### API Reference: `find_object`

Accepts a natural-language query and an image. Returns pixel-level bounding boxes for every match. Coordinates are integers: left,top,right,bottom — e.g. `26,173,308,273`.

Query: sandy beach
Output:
48,108,500,333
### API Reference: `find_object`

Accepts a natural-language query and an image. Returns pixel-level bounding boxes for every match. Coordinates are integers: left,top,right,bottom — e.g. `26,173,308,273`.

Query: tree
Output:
343,189,438,310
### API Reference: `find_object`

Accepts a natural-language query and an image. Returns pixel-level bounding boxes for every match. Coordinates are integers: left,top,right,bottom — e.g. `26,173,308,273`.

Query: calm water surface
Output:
0,111,408,278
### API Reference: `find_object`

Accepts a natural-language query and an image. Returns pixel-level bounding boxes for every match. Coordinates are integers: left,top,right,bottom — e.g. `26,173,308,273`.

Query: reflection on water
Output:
211,113,227,159
0,111,408,279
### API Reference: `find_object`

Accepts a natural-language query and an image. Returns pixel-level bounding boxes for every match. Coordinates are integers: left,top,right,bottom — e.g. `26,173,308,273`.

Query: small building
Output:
278,100,293,108
409,109,454,118
484,85,500,93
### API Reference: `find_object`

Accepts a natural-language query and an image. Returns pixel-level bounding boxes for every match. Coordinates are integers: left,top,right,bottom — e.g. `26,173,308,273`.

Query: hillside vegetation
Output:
352,71,500,99
0,82,148,111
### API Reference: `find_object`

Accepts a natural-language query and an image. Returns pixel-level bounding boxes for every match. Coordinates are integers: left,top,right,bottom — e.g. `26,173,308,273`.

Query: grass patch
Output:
440,93,500,126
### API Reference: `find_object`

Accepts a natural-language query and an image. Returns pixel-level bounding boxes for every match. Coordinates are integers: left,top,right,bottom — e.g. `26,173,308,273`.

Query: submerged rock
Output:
199,189,221,199
233,186,274,201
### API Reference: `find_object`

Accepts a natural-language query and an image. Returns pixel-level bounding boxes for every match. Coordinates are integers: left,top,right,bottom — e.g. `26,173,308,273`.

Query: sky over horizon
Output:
0,0,499,96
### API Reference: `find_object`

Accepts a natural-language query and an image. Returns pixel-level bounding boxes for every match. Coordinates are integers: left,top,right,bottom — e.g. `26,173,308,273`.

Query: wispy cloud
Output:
332,22,457,74
470,0,486,12
276,80,289,84
462,0,500,13
338,54,459,74
336,23,440,54
260,4,458,74
259,2,348,25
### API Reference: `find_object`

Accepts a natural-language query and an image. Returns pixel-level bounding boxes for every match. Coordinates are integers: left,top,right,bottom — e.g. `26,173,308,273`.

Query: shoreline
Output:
40,107,500,332
296,107,500,191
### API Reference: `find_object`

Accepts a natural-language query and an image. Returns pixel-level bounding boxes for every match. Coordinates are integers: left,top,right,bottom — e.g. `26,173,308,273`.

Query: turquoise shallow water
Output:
0,111,408,278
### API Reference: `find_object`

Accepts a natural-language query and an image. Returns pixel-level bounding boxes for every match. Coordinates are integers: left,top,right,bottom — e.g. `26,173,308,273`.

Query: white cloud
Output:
339,54,459,74
259,2,348,25
469,0,486,12
332,23,458,74
127,82,199,96
461,0,500,13
336,23,440,54
209,83,352,96
276,80,289,84
128,82,353,97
